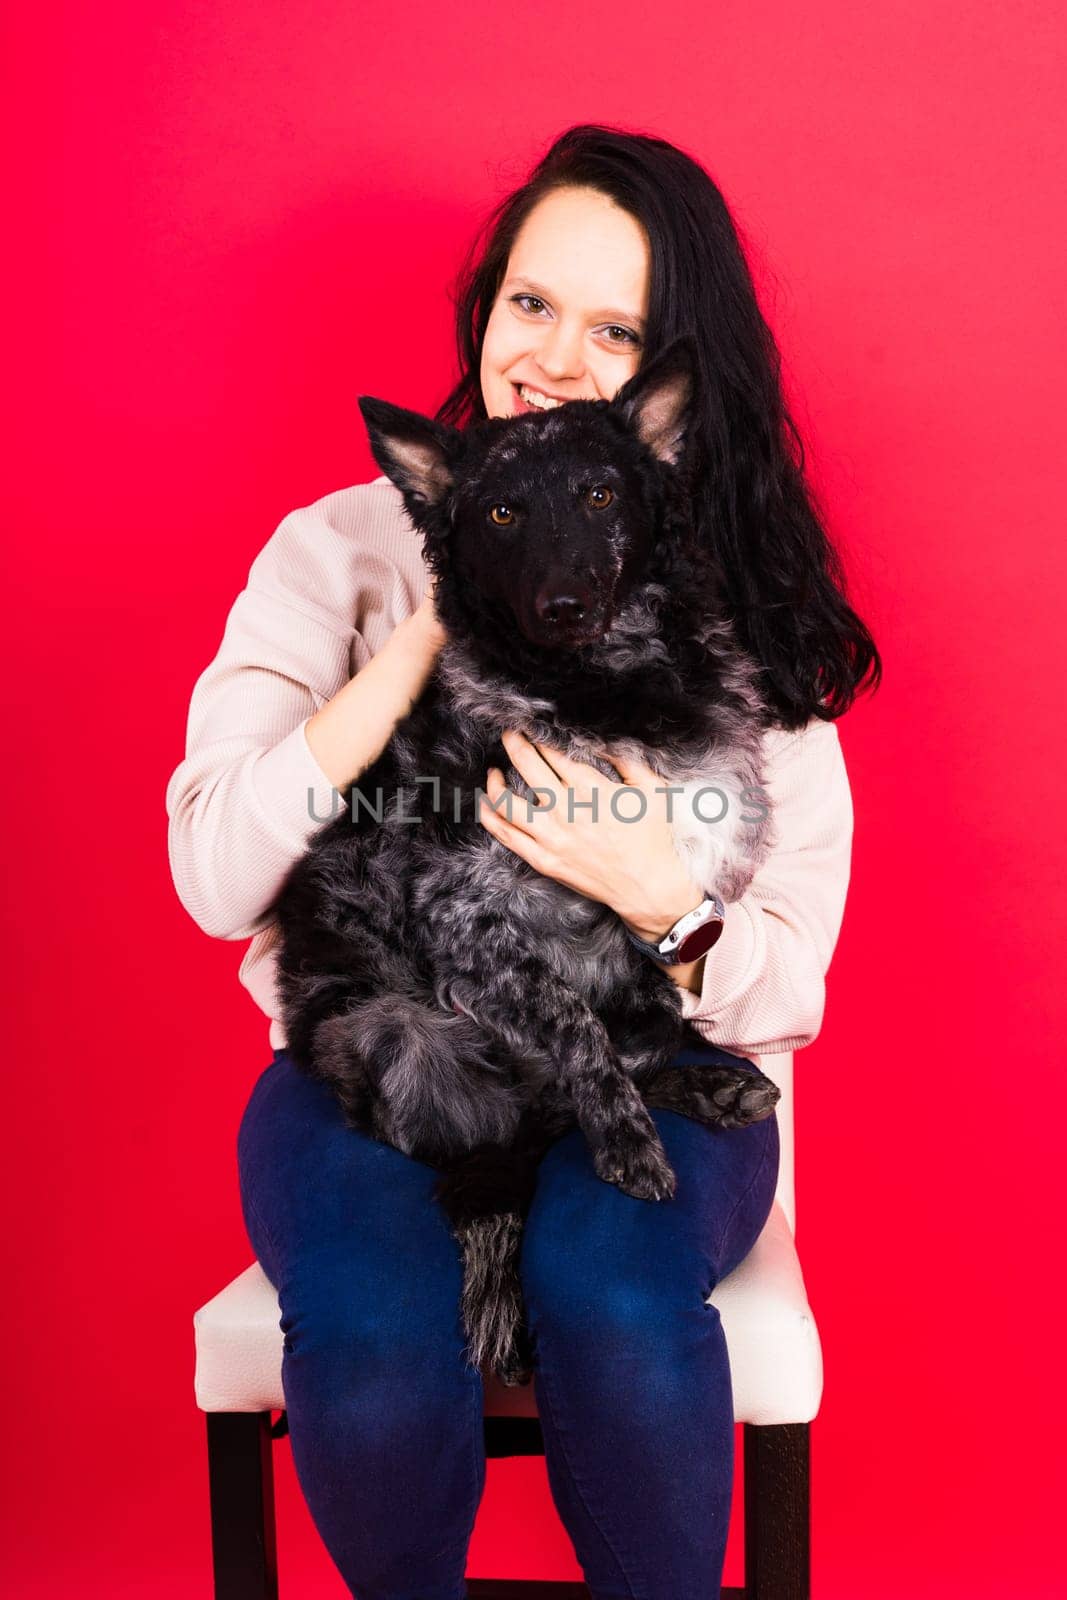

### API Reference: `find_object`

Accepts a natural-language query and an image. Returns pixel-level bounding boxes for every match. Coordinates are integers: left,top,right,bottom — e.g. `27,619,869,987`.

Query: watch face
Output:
673,916,725,963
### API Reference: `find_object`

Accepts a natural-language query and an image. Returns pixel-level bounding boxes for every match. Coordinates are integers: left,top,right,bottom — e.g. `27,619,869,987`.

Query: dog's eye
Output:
585,485,614,509
489,504,515,526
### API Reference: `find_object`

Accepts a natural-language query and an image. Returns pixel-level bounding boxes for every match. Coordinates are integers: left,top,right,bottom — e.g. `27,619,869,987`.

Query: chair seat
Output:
193,1200,822,1427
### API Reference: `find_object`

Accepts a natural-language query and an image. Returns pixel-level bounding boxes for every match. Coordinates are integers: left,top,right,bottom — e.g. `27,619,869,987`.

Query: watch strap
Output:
623,894,725,966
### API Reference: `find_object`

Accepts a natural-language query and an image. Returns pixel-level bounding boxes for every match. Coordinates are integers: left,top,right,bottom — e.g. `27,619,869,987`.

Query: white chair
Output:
193,1049,821,1598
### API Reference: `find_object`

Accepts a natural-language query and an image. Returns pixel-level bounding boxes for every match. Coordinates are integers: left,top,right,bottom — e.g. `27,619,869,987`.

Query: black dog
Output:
273,334,780,1385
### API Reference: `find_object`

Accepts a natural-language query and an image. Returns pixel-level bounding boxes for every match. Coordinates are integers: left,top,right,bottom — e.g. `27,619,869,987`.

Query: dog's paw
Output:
705,1065,780,1129
640,1062,780,1131
593,1131,677,1201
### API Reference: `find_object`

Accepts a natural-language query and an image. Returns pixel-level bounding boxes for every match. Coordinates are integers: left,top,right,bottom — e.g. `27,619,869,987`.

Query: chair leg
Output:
205,1411,279,1599
743,1421,810,1600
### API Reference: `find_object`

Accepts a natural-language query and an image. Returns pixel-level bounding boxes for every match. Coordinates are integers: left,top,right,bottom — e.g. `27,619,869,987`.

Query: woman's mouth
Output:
512,382,567,415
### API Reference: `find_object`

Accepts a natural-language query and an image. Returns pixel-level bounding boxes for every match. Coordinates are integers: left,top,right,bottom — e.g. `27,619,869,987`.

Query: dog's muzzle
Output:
525,583,613,649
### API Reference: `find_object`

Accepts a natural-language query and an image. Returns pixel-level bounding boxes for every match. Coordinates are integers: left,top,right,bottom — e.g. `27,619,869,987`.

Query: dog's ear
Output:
357,396,459,507
610,334,698,467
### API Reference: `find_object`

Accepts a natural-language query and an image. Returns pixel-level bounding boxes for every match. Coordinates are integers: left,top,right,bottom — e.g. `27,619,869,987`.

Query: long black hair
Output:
434,123,882,730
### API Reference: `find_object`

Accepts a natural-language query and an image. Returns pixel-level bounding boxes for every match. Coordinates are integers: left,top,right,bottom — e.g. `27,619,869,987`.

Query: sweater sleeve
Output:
677,716,854,1055
165,499,387,941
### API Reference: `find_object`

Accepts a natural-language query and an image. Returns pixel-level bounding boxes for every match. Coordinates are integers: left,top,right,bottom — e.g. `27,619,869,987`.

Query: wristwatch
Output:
623,893,726,966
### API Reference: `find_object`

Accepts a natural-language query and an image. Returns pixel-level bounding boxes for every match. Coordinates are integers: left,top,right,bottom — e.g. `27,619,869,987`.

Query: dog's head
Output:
357,335,700,662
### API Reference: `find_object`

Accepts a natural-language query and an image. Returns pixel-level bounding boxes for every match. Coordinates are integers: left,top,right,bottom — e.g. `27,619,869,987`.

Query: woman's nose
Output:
536,319,586,383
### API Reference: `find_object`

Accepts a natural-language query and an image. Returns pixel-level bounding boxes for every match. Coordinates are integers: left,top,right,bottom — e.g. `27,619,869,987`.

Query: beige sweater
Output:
166,475,854,1056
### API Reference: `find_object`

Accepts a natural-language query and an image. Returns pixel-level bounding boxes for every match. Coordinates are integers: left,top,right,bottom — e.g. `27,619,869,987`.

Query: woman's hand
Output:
410,572,447,652
477,728,704,940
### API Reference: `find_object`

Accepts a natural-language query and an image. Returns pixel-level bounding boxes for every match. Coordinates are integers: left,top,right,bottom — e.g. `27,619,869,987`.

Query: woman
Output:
167,124,880,1600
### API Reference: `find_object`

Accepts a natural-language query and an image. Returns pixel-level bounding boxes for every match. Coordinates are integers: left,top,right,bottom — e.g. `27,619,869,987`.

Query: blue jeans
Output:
237,1038,780,1600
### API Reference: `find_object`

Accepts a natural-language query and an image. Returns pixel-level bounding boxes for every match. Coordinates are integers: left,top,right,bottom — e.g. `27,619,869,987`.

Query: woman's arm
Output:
304,589,444,791
674,717,854,1054
165,497,442,941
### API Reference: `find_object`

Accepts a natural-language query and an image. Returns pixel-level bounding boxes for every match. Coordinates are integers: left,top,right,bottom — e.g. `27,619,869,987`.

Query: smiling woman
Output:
167,121,878,1599
477,186,651,417
437,126,881,734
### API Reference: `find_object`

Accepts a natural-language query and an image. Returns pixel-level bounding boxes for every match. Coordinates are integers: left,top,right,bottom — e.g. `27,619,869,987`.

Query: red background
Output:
3,2,1065,1595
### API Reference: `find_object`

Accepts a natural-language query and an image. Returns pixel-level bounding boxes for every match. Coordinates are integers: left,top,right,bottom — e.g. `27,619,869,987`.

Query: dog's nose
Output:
534,587,594,629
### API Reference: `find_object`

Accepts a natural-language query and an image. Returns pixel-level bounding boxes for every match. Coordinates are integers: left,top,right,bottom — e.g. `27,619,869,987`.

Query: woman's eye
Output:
489,503,515,526
585,485,614,509
511,295,640,348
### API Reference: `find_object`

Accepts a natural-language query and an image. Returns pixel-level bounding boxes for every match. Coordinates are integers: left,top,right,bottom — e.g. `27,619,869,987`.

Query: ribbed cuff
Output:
248,715,344,853
678,896,762,1023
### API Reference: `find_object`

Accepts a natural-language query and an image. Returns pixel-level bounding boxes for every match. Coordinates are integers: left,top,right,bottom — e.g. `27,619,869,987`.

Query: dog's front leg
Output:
437,942,677,1202
599,964,780,1131
599,959,689,1086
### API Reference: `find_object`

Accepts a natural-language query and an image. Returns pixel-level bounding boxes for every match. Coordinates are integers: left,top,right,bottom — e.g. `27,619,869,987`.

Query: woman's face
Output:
479,185,650,420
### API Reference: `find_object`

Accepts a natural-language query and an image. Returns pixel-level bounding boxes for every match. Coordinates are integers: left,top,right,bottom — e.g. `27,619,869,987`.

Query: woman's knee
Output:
520,1209,707,1358
279,1247,471,1391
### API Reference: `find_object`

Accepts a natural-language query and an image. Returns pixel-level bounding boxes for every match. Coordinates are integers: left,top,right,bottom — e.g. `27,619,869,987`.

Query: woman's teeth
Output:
518,384,564,411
